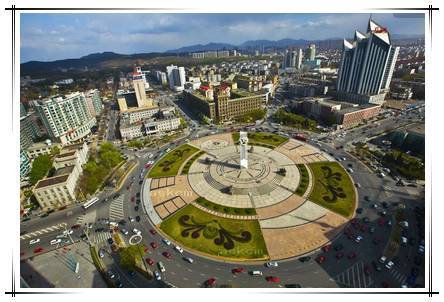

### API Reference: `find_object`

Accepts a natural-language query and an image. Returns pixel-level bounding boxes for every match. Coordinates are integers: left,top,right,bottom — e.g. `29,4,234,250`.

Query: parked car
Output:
265,261,279,268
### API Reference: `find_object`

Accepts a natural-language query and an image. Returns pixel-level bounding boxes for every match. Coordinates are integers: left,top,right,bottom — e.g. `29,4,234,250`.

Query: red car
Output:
205,278,216,287
150,242,158,249
347,252,357,259
131,196,135,202
145,258,155,266
33,247,43,254
378,218,385,226
321,244,332,253
335,252,344,259
144,246,149,253
162,251,172,259
316,255,326,264
149,229,157,235
364,264,371,276
266,276,281,283
231,267,245,274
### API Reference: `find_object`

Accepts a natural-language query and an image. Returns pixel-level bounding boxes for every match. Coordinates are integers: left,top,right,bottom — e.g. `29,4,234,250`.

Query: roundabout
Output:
143,131,357,262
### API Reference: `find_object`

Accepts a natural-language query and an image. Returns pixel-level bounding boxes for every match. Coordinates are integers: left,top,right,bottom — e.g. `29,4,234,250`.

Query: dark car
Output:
134,206,139,211
138,180,143,185
119,219,126,225
334,243,344,251
136,192,140,197
136,200,141,205
298,256,311,263
107,238,114,245
135,216,141,222
372,260,382,272
356,208,363,214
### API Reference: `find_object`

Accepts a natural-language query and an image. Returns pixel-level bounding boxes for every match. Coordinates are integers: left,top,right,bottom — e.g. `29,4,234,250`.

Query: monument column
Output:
239,132,248,169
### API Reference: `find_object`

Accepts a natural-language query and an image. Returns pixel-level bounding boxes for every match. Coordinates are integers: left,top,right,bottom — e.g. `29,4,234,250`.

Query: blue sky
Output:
20,13,424,63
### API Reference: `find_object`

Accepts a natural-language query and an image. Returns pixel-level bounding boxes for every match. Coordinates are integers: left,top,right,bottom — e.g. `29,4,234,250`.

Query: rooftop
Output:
54,165,75,176
55,151,76,159
62,142,85,152
34,174,70,189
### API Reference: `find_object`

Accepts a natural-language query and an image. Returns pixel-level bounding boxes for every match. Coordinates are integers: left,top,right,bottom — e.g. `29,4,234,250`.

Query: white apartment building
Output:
35,92,96,145
119,122,145,140
85,89,103,117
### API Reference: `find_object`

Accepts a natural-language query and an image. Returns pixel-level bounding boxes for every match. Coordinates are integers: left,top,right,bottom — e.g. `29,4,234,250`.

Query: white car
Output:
183,257,194,264
129,216,135,222
379,256,387,264
162,238,171,246
132,228,141,235
154,271,162,280
385,261,395,270
50,239,62,245
265,261,279,268
63,230,73,235
355,235,363,243
29,238,40,245
175,246,184,253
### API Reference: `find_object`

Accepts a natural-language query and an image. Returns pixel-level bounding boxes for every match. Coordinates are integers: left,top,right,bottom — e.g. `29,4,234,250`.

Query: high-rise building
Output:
307,44,316,61
85,89,102,117
296,48,303,69
35,92,96,145
132,66,154,108
283,49,296,68
336,18,400,105
20,150,31,180
166,65,185,91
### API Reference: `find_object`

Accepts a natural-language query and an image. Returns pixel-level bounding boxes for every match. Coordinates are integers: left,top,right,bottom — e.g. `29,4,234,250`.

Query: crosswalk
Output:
109,194,125,221
389,268,407,286
76,210,97,225
335,261,373,288
20,223,67,240
89,232,112,245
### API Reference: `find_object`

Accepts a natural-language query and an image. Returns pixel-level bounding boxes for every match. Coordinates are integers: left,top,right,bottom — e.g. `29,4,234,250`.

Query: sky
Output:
20,13,424,63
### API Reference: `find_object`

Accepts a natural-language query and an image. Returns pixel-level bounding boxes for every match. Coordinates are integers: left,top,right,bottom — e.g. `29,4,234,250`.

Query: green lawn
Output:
148,144,200,178
232,132,288,149
195,197,256,216
160,204,268,260
180,151,205,175
295,164,310,196
308,162,356,217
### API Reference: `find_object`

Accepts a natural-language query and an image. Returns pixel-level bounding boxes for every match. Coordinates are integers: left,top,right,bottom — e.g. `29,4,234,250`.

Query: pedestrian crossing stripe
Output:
389,268,407,285
20,223,67,240
334,261,373,288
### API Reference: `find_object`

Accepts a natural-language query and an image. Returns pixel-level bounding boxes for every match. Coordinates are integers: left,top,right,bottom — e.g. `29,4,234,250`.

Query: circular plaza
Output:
143,131,358,262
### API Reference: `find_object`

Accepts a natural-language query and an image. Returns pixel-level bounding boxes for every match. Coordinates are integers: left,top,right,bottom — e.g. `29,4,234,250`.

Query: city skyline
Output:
20,13,424,63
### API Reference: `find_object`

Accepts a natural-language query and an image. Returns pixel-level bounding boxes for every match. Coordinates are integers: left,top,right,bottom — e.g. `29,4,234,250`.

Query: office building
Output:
166,65,186,91
132,66,154,108
35,92,96,145
155,71,168,85
336,18,400,105
183,84,267,123
296,48,303,69
307,44,316,61
283,50,297,69
192,52,205,59
217,50,230,58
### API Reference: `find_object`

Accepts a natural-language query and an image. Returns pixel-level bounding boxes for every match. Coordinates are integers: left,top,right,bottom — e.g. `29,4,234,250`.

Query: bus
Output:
82,197,99,209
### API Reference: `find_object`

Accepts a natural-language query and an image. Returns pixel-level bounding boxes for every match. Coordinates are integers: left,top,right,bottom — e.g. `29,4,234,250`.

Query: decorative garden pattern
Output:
319,165,347,202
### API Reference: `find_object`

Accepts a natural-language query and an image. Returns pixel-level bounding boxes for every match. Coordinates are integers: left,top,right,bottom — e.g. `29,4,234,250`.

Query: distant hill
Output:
165,42,236,53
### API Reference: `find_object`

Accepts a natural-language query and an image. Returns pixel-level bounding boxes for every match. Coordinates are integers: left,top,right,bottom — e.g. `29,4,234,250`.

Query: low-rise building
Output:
119,120,145,140
144,116,181,136
26,141,61,161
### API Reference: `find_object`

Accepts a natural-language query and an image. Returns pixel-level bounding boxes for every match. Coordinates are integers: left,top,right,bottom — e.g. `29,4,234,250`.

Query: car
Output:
132,228,141,235
120,228,129,236
336,252,344,259
385,261,395,270
115,280,123,288
135,216,141,222
149,229,157,235
126,186,130,190
379,210,387,217
183,257,194,264
355,235,363,243
334,243,344,251
378,218,385,226
99,248,106,258
131,196,135,202
321,244,332,253
232,267,245,274
138,180,143,185
347,252,357,259
29,238,40,245
33,247,43,254
355,183,361,188
107,238,114,244
107,270,116,279
364,264,371,276
134,206,139,211
128,216,135,222
266,276,281,283
372,260,382,272
63,239,71,244
62,230,73,236
355,208,363,214
381,202,389,209
369,226,375,233
162,238,171,246
150,242,158,249
154,271,162,281
265,261,279,268
205,278,216,287
418,245,425,254
136,200,141,205
162,251,172,259
370,203,379,209
50,239,62,245
315,255,326,264
250,270,263,276
363,217,370,223
118,219,126,225
379,256,387,264
128,270,136,277
298,256,311,263
175,246,184,253
364,196,370,202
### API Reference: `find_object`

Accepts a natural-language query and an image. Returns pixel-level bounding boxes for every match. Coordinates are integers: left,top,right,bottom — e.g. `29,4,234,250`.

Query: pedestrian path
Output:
20,223,67,240
389,268,407,286
109,194,125,221
90,232,112,245
335,261,373,288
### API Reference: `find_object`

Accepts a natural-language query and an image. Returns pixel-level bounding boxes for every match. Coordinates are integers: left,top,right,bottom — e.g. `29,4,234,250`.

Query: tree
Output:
29,155,52,185
119,245,145,270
